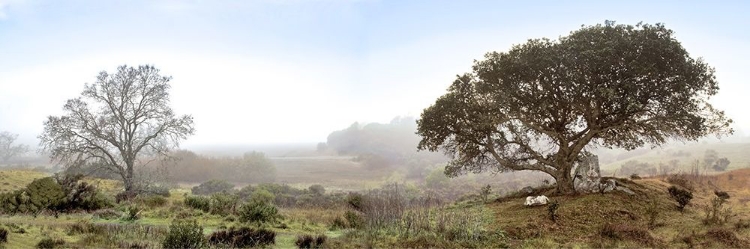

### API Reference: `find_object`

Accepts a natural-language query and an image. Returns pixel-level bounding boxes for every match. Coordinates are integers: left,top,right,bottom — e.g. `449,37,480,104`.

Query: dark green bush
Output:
668,186,693,212
26,177,65,215
0,227,7,243
347,193,363,211
295,234,326,249
238,201,279,224
162,220,206,249
192,179,235,195
185,195,211,212
208,226,275,248
36,237,65,249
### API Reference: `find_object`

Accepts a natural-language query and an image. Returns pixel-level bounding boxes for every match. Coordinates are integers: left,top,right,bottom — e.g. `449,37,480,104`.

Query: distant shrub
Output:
238,200,279,224
136,195,168,209
331,216,347,230
668,186,693,212
704,195,733,225
308,184,325,195
480,185,492,202
630,174,641,180
0,227,7,243
347,193,363,211
295,234,326,249
122,206,141,221
208,226,275,248
344,210,364,229
140,185,171,197
162,220,206,249
210,192,239,215
184,195,211,212
192,180,235,195
36,237,65,249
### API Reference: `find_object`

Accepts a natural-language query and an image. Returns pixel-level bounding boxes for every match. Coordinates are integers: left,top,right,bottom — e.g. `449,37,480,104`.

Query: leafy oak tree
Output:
39,65,194,195
417,22,732,194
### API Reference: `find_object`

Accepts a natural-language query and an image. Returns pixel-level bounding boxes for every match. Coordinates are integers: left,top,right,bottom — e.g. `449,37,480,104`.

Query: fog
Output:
1,0,749,150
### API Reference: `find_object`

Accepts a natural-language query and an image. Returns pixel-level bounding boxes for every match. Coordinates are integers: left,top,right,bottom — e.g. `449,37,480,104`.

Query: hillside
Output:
600,142,750,176
488,169,750,248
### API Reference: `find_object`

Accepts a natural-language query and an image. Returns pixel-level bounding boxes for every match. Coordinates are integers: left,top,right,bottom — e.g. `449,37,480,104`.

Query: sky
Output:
0,0,748,149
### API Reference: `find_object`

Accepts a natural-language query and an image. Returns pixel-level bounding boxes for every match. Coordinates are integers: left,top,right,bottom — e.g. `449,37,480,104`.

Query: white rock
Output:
524,195,550,206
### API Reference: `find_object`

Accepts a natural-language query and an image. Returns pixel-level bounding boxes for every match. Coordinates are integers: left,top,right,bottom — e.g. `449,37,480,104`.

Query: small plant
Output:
208,227,275,248
668,186,692,212
238,200,280,224
296,234,326,249
547,200,559,223
645,199,660,229
162,220,206,249
480,184,492,202
184,195,211,212
0,227,7,243
347,193,363,211
122,205,141,221
704,192,733,225
36,237,65,249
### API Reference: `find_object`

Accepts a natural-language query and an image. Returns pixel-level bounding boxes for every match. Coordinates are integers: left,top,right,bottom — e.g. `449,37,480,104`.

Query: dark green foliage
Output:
162,220,206,249
714,190,730,200
36,238,65,249
0,174,110,216
547,200,559,223
0,227,7,243
185,195,211,212
26,177,65,215
208,227,275,248
668,186,693,212
296,234,326,249
238,201,279,224
192,179,234,195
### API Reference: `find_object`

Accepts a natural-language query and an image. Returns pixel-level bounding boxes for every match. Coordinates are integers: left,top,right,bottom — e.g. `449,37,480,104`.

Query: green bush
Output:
296,234,326,249
308,185,325,195
36,237,65,249
344,210,364,229
238,201,279,224
26,177,65,215
192,180,235,195
208,226,275,248
209,193,239,215
162,220,206,249
185,195,211,212
668,186,693,212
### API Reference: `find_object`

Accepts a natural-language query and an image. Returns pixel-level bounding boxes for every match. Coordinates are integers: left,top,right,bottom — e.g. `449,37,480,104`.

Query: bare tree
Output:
39,65,195,194
0,131,29,163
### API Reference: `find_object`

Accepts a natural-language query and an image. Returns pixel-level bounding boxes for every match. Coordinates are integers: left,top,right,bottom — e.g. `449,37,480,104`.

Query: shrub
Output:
645,199,660,229
600,224,656,246
295,234,326,249
208,227,275,248
308,184,325,195
331,216,347,230
666,175,694,191
184,195,211,212
25,177,65,215
238,200,279,224
704,195,732,225
136,195,168,209
346,193,363,211
344,210,364,229
209,192,239,215
162,220,206,249
141,184,171,197
192,180,235,195
547,200,559,223
36,237,65,249
668,186,692,212
122,206,141,221
480,184,492,202
0,227,7,243
630,174,641,180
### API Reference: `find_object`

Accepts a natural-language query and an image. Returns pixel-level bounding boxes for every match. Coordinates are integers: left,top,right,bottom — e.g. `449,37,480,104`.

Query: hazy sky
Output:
1,0,748,148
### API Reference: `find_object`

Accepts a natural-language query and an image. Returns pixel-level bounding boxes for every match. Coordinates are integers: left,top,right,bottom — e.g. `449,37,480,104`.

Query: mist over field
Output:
1,1,750,248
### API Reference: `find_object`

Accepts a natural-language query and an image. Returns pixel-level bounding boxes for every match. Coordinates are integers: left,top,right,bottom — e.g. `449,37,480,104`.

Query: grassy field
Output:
601,142,750,174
